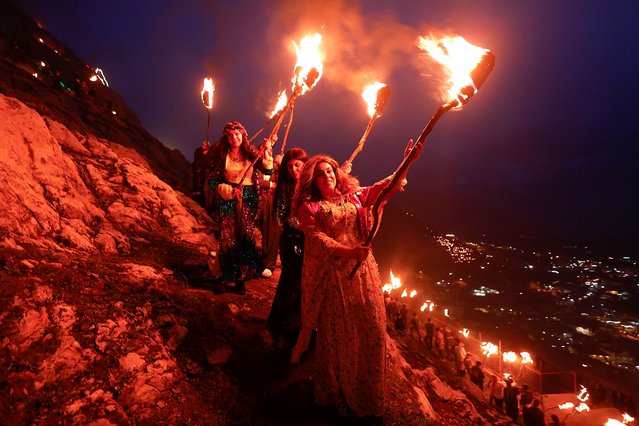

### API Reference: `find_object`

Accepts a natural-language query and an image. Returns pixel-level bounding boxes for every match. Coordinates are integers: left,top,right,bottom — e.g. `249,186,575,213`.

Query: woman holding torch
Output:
206,121,274,294
290,142,421,420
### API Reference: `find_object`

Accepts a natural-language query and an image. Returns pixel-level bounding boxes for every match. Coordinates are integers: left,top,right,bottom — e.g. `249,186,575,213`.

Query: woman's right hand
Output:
349,244,371,261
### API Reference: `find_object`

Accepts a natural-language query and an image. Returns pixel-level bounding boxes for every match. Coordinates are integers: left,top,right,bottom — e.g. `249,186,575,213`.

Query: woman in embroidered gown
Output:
206,121,274,294
290,148,418,419
266,148,309,344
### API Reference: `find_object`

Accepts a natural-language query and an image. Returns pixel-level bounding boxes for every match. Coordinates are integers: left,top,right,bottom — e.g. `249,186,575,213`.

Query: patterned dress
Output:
293,184,388,417
208,154,272,283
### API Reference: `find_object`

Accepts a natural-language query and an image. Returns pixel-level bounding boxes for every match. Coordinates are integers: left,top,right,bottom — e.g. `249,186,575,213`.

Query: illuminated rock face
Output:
0,93,215,254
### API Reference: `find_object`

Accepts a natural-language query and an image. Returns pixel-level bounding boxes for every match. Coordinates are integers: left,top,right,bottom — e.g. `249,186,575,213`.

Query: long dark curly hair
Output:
205,121,258,180
292,155,360,216
274,148,309,223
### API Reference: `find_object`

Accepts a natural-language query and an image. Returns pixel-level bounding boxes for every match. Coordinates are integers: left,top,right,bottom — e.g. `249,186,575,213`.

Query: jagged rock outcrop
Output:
0,93,214,254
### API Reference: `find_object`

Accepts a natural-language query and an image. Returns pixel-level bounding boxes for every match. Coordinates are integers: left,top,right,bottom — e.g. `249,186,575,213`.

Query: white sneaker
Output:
261,268,273,278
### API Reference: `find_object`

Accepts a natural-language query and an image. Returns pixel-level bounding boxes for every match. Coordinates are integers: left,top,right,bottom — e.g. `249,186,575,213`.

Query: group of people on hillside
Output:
389,301,556,425
191,121,420,422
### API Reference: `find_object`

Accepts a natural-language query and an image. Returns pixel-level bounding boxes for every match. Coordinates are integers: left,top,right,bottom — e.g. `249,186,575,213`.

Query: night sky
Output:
17,0,639,250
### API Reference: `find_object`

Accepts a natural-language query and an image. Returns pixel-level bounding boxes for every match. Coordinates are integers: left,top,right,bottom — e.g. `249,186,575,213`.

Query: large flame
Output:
292,33,323,95
417,35,488,106
269,90,288,118
201,77,215,109
558,402,575,410
362,82,387,118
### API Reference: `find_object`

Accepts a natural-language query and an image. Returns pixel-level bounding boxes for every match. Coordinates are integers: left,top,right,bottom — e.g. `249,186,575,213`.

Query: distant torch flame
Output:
622,413,635,423
577,386,590,403
575,402,590,413
559,402,575,410
520,352,533,364
409,290,417,298
460,328,470,337
382,270,402,294
362,82,388,118
90,68,109,86
481,341,498,357
417,35,489,107
201,77,215,109
420,303,428,312
292,33,323,95
269,90,288,118
503,351,518,363
605,420,625,426
400,289,408,298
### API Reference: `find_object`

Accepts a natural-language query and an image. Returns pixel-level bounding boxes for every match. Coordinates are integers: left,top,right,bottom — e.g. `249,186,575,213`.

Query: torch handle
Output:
206,109,211,143
279,98,297,156
347,114,378,164
249,115,277,143
348,102,456,279
266,93,297,142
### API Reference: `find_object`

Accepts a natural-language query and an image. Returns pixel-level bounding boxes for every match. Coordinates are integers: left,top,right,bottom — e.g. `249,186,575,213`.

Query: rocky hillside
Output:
1,2,516,424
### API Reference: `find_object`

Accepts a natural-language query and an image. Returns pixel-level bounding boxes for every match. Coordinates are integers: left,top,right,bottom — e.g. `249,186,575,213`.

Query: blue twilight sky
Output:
17,0,639,249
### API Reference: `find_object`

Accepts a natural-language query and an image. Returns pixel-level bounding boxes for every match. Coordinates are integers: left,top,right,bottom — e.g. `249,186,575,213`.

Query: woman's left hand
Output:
233,187,242,200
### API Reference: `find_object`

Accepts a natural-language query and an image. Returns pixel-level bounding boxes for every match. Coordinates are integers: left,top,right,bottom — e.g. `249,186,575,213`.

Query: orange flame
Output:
481,341,498,357
622,413,635,423
201,77,215,109
577,385,590,403
382,270,402,294
520,352,533,364
400,289,408,298
417,35,488,107
269,90,288,118
362,82,387,118
292,33,323,95
409,290,417,298
460,328,470,337
575,402,590,413
605,420,626,426
558,402,575,410
503,351,518,363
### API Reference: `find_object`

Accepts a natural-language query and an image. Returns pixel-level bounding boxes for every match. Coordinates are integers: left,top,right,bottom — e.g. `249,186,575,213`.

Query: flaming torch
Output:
251,33,323,150
249,90,287,143
349,34,494,278
275,33,323,155
201,77,215,142
347,82,391,164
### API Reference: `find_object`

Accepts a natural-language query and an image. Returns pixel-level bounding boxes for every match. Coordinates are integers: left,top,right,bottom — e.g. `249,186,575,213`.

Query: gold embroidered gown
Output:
293,185,388,417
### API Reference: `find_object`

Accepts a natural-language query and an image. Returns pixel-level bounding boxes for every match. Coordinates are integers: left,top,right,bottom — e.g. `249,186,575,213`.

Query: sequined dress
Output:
293,185,387,417
208,154,272,283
